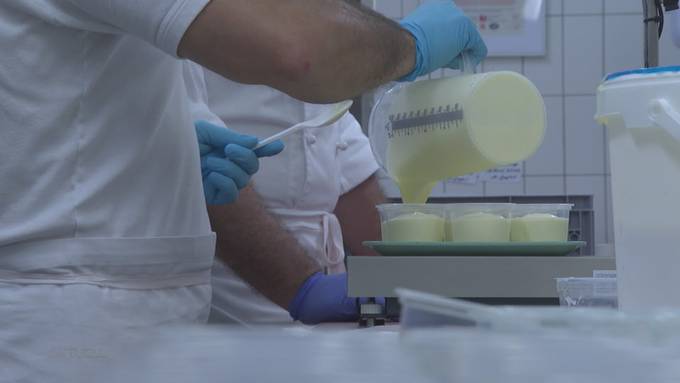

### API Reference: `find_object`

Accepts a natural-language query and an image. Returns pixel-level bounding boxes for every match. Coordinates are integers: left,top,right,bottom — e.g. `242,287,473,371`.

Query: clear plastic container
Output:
510,204,573,242
397,288,621,333
445,203,512,242
377,204,446,242
397,288,497,330
556,277,618,308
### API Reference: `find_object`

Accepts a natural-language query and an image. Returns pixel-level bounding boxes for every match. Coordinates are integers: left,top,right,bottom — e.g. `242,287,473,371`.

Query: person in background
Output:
202,68,385,324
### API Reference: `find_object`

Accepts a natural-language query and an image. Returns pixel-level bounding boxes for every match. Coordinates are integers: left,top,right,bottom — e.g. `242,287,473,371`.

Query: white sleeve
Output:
19,0,210,56
336,114,380,195
183,61,228,127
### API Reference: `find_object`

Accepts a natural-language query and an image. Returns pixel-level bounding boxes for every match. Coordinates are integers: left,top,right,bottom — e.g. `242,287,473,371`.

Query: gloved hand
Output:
288,272,384,325
195,120,284,204
399,0,488,81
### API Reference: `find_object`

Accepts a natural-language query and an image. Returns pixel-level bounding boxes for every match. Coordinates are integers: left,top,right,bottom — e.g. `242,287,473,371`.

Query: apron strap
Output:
321,213,345,274
269,209,346,274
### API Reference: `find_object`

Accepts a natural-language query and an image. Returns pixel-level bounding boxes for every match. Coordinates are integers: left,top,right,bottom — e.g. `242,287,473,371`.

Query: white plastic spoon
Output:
254,99,353,149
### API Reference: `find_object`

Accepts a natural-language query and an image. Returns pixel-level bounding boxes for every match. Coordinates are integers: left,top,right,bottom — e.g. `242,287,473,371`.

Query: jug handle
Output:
648,98,680,142
460,52,477,75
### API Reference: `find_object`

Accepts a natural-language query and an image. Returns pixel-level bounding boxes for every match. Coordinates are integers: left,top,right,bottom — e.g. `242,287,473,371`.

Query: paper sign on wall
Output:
446,174,480,185
447,163,523,184
480,163,523,183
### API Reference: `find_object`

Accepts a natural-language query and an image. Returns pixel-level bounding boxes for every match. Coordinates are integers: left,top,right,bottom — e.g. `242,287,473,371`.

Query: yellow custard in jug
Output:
381,72,545,203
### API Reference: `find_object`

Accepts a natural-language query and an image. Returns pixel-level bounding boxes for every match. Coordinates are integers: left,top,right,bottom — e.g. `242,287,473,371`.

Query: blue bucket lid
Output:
605,66,680,82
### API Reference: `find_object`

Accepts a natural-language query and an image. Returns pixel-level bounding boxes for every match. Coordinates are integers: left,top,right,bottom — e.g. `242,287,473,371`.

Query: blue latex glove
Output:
399,0,488,81
288,272,384,325
195,120,284,204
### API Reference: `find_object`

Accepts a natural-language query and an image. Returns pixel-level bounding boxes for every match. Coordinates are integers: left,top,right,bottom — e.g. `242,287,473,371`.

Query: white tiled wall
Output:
370,0,680,246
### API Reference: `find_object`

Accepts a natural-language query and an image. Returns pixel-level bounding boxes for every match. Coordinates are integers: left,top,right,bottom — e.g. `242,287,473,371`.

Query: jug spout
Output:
397,180,438,204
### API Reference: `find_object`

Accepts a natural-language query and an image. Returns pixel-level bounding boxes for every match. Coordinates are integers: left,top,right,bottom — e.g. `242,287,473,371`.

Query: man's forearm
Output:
178,0,415,103
334,174,385,256
208,186,320,309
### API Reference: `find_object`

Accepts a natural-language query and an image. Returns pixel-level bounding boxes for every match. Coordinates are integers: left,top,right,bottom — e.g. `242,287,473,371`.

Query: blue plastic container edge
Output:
605,66,680,82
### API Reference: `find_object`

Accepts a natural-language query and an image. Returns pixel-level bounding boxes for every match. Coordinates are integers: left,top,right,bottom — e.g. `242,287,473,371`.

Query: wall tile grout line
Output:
561,1,568,196
525,173,609,177
561,93,598,97
521,56,528,196
562,12,642,17
602,2,609,243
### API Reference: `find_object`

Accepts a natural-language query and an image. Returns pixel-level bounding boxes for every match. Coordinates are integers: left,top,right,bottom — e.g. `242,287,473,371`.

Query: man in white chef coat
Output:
0,0,485,381
0,0,485,377
0,0,427,323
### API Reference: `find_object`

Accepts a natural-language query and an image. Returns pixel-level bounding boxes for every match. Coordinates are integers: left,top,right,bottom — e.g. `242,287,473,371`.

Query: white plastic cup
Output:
377,204,446,242
510,204,573,242
445,203,512,242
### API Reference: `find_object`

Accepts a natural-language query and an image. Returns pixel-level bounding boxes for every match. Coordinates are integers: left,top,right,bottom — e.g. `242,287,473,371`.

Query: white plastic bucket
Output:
596,66,680,312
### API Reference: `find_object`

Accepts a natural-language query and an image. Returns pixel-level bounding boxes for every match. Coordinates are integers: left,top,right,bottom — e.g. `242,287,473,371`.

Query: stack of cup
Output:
377,203,573,243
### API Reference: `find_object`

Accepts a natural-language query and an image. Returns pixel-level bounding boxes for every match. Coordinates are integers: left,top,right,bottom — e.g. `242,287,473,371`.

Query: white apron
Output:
0,49,217,324
0,235,215,381
0,10,217,378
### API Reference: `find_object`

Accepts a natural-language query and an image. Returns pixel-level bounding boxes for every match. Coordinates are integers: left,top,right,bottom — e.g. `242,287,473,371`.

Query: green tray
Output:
363,241,586,257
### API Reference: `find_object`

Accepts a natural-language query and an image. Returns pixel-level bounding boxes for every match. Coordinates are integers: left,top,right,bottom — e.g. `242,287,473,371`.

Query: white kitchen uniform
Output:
201,70,380,324
0,2,215,377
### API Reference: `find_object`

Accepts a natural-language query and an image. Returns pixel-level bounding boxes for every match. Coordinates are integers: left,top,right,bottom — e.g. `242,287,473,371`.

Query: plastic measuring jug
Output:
369,59,546,203
596,66,680,312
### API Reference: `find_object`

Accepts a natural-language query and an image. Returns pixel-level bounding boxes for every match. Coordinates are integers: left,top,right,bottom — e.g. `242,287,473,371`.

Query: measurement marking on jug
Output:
386,104,464,138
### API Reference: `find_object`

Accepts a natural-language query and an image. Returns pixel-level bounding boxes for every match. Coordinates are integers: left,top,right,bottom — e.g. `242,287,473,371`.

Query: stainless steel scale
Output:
348,255,615,326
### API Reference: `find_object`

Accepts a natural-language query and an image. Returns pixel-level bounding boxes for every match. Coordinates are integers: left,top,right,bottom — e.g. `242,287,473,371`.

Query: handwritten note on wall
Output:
447,163,523,184
447,174,480,185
